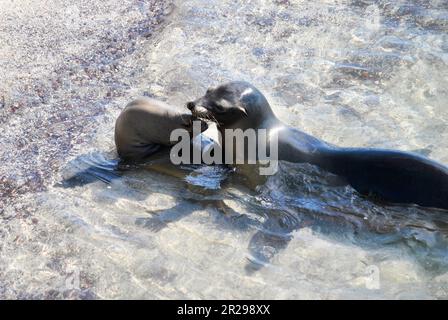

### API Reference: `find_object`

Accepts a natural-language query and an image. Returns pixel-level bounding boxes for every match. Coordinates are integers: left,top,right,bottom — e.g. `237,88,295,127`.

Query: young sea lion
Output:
114,97,193,161
187,81,448,210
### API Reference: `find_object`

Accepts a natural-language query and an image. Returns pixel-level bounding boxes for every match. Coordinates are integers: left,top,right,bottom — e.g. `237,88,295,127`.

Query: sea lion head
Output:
187,81,274,129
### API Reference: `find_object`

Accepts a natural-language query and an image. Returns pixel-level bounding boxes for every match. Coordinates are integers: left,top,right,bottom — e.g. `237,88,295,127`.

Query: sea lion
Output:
114,97,193,161
187,81,448,210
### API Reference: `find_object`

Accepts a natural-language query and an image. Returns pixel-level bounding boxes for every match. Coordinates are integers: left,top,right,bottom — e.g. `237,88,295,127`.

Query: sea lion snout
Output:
186,99,211,120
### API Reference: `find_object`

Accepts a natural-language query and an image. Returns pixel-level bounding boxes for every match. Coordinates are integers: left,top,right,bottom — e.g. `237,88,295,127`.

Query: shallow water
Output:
1,0,448,299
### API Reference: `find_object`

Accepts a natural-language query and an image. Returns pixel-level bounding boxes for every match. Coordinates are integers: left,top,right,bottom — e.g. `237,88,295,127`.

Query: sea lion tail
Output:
320,148,448,210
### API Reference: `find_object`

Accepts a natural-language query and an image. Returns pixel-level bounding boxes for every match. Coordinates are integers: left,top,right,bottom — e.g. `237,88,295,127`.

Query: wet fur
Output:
188,81,448,210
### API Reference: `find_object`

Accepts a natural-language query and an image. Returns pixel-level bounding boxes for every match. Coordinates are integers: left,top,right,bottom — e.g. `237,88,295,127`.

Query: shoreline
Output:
0,0,174,211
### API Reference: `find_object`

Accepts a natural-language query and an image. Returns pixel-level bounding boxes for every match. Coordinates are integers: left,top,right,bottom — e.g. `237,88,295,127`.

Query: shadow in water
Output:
58,150,251,235
58,151,448,276
244,161,448,275
245,212,296,274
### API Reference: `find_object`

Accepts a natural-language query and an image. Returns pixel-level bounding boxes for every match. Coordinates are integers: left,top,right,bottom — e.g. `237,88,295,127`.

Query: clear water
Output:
1,0,448,299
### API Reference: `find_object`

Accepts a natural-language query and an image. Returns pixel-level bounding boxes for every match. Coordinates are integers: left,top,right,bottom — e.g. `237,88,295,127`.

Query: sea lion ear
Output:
237,106,248,116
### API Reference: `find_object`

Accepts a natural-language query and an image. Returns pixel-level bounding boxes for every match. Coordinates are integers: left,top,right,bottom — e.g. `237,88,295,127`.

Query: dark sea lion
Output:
115,97,193,161
187,81,448,210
